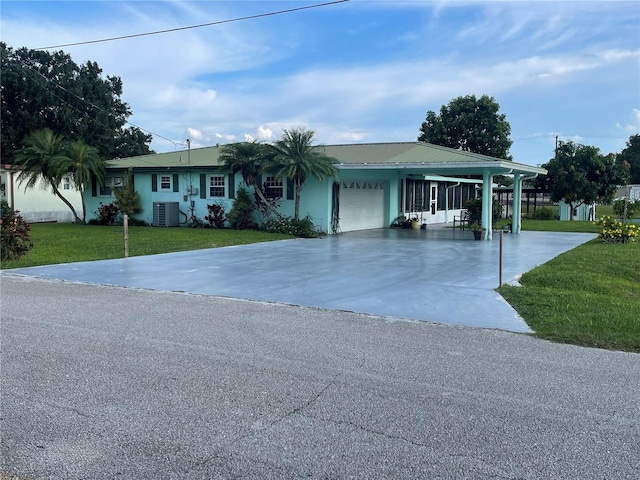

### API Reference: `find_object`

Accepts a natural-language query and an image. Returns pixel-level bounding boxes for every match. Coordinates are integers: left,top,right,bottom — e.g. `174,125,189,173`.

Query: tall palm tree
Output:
268,128,338,220
15,129,82,223
218,141,281,218
55,140,106,223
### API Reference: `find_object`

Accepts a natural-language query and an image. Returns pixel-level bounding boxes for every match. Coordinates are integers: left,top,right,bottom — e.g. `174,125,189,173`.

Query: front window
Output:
160,175,172,191
209,175,226,197
264,175,283,199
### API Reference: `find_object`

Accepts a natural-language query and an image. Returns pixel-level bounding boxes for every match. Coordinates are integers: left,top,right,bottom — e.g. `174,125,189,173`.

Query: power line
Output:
17,60,184,164
37,0,350,50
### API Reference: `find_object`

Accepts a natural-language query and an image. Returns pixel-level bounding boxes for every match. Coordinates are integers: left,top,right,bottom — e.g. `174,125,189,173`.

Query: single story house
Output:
85,142,547,239
1,164,83,223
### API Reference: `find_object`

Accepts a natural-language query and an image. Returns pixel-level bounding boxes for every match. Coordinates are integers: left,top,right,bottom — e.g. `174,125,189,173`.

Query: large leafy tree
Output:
268,128,338,220
15,128,106,223
541,141,629,219
418,94,513,160
1,43,153,164
617,134,640,184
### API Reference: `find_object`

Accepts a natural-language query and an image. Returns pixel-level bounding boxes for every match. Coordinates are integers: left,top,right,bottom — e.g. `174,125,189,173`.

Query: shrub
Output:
262,215,319,238
113,168,142,217
227,186,257,230
205,203,226,228
1,200,34,261
613,198,639,220
94,202,120,225
595,215,638,243
532,206,555,220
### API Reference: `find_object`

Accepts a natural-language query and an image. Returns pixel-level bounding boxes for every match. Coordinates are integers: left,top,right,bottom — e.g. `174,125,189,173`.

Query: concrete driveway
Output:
3,227,596,332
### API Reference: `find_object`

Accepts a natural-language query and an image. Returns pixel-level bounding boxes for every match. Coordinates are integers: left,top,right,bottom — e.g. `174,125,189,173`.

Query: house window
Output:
264,175,284,199
100,176,113,196
404,179,429,212
160,175,172,191
209,175,226,197
99,175,127,196
63,176,71,190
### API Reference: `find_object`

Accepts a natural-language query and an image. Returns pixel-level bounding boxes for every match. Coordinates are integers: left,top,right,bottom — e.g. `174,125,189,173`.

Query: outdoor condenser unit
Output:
152,202,179,227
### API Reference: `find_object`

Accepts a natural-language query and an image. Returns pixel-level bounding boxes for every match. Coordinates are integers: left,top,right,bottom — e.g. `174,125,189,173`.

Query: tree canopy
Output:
418,94,513,160
1,43,153,164
617,134,640,184
540,141,629,217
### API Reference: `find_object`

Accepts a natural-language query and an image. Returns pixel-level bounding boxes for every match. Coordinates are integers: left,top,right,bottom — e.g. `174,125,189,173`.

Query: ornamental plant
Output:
1,201,34,261
594,215,638,243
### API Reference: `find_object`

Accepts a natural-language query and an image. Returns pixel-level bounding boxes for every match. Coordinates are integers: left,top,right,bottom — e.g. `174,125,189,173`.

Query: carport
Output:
5,228,596,332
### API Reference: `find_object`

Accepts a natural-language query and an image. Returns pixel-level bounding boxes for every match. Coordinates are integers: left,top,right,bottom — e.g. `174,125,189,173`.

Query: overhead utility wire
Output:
37,0,350,50
18,61,184,163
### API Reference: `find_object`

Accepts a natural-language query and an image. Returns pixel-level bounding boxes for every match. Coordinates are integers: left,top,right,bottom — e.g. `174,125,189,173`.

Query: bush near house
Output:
227,186,258,230
1,201,34,261
262,216,319,238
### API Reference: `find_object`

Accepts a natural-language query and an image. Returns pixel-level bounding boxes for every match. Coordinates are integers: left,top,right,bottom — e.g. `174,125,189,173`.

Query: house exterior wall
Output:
1,168,83,223
84,167,471,233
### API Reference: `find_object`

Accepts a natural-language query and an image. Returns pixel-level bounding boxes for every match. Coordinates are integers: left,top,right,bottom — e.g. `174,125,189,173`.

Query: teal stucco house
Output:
85,142,546,239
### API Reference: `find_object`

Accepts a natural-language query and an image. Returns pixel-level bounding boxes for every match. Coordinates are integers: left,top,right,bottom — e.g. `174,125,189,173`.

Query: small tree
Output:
541,141,629,220
114,168,142,217
226,186,257,230
617,134,640,184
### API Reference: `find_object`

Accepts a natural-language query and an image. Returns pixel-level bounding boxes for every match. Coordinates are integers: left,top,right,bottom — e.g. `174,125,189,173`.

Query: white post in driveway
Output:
482,170,493,240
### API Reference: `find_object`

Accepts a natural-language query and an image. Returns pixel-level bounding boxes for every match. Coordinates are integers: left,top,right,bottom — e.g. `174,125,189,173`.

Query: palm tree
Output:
15,129,83,223
268,128,338,220
218,141,281,218
16,129,106,223
55,140,106,223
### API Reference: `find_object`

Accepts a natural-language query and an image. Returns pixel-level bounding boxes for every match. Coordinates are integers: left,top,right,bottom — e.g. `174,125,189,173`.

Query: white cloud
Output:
616,109,640,134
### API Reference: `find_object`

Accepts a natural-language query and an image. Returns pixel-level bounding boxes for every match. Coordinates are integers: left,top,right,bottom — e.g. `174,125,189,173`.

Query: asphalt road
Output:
1,275,639,479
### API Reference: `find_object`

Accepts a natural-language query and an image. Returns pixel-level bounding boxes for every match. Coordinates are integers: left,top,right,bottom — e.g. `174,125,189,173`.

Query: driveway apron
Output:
4,228,596,332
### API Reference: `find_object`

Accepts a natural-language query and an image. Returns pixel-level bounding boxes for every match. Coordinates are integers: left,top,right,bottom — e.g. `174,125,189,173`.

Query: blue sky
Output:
1,0,638,166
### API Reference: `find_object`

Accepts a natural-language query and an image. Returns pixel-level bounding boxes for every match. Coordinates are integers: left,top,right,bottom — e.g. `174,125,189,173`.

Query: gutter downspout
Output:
513,173,538,234
444,182,460,223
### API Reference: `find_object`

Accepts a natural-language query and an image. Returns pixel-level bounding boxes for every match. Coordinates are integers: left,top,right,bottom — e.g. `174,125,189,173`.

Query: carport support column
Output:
481,170,493,240
512,172,521,234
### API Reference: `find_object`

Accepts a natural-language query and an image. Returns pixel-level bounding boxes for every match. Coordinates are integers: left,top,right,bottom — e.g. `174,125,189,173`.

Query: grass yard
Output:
499,239,640,352
0,223,295,269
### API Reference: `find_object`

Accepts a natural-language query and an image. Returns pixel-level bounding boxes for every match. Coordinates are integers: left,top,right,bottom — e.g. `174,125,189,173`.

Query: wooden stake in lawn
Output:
123,214,129,258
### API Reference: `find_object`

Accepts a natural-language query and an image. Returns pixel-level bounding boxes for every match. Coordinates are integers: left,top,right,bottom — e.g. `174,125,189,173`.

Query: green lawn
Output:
1,223,294,269
497,214,640,352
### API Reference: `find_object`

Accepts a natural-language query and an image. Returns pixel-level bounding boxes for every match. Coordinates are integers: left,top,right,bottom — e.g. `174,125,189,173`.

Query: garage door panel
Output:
339,180,385,232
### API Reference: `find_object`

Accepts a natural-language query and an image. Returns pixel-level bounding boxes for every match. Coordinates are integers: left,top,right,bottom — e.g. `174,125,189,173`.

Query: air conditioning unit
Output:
186,185,198,195
153,202,179,227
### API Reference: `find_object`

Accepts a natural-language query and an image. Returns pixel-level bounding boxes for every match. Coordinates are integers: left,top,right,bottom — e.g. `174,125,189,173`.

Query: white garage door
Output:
339,180,385,232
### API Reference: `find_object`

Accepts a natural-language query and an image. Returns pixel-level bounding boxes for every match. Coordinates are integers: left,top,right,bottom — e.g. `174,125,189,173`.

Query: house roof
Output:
106,141,546,176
